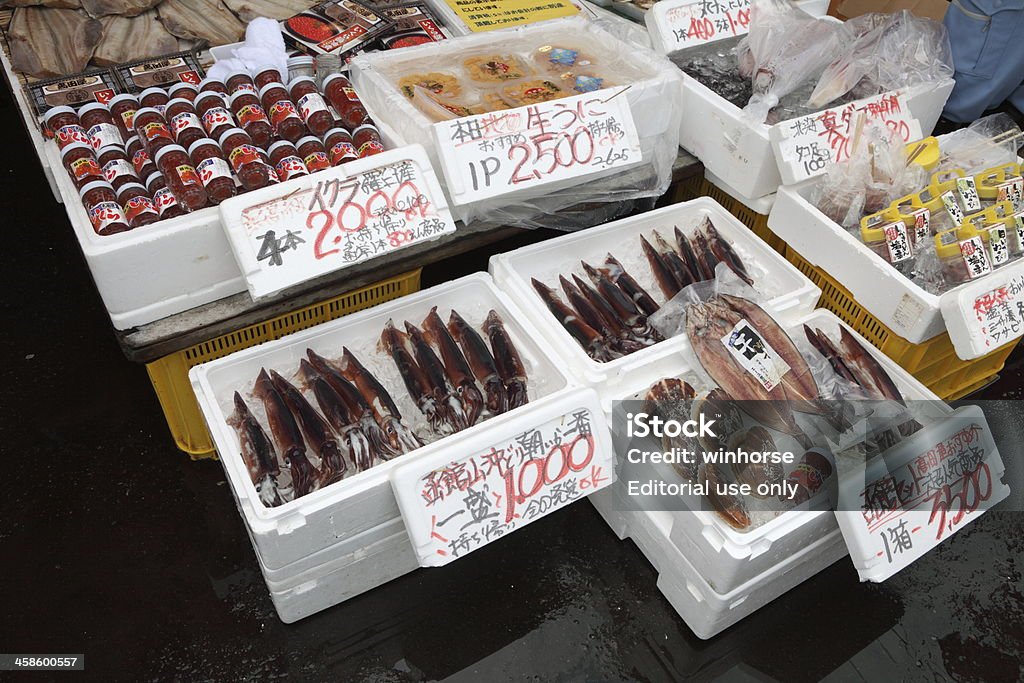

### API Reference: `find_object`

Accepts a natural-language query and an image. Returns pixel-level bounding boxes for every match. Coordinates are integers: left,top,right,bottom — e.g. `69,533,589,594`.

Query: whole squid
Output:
228,392,283,507
271,369,348,485
254,368,319,498
299,359,374,472
484,310,529,410
449,310,507,415
381,320,448,435
532,277,618,362
423,307,485,427
406,320,470,433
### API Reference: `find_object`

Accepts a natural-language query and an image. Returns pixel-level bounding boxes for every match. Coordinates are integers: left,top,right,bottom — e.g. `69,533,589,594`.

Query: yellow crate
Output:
147,269,423,460
673,175,786,255
783,247,1017,400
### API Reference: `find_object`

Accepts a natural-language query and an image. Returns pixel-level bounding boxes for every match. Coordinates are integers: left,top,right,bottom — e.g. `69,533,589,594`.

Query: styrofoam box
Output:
349,17,683,222
769,180,1024,354
589,488,849,639
488,197,821,405
705,169,776,217
2,47,62,202
191,273,602,571
603,307,948,594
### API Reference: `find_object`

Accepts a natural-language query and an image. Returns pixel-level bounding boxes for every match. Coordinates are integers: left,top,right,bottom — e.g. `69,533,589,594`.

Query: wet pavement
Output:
1,87,1023,683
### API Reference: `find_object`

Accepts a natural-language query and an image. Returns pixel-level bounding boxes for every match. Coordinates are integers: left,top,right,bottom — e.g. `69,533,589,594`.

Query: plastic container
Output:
323,73,370,131
168,82,199,102
61,142,103,189
353,124,384,159
324,128,357,167
489,197,820,404
154,143,208,212
109,94,141,141
117,182,160,228
229,91,273,148
80,180,130,235
146,172,188,220
254,68,283,90
133,107,174,156
166,98,205,150
259,83,306,143
44,106,90,150
188,138,236,205
289,76,332,137
189,273,603,570
139,87,169,115
199,78,229,96
219,127,274,191
98,146,140,192
195,92,235,140
296,135,330,173
126,136,157,180
79,102,123,151
226,71,256,96
267,141,309,181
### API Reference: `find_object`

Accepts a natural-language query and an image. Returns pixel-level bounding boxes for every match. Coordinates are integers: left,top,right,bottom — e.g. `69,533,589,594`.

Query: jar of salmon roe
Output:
98,145,140,192
79,180,130,235
353,124,384,158
168,82,199,102
289,77,332,137
109,94,140,141
126,136,157,179
226,71,257,96
116,182,161,228
165,98,206,149
259,83,305,143
219,127,274,191
79,102,123,151
195,92,235,140
229,91,273,148
254,68,283,90
323,128,357,167
267,141,309,181
44,106,91,149
61,142,103,189
296,135,331,173
139,87,170,115
153,144,208,212
146,172,187,219
322,74,370,131
199,78,229,97
188,137,236,205
133,107,174,155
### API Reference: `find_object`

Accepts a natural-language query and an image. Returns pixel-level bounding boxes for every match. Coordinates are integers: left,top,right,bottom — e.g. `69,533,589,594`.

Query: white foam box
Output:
488,197,820,404
603,307,948,594
191,272,605,571
706,169,776,217
769,179,1024,356
1,47,62,202
589,489,849,639
348,17,683,223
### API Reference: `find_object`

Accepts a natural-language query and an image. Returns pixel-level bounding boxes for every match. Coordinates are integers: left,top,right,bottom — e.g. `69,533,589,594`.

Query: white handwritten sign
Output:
941,258,1024,361
390,397,612,567
834,405,1009,582
770,92,922,185
220,146,455,299
433,87,642,206
647,0,751,55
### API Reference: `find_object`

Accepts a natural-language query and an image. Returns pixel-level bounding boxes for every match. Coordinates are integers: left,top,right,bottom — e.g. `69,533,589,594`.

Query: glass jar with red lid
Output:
168,82,199,102
219,127,274,191
267,141,309,182
353,124,384,158
254,68,283,90
228,91,273,148
188,137,237,205
199,78,229,97
195,92,235,140
139,87,170,115
296,136,331,173
133,107,174,155
79,103,124,151
165,98,205,149
126,136,157,179
153,144,209,212
98,145,140,192
323,128,357,167
146,173,187,220
289,77,332,137
109,94,140,141
117,182,161,228
259,83,305,143
79,180,130,235
44,106,91,150
322,74,370,131
61,142,103,189
226,71,257,96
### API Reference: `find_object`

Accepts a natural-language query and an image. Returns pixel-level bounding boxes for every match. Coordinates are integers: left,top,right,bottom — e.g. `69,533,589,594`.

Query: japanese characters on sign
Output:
434,87,642,205
968,270,1024,349
442,0,579,32
220,147,455,299
838,405,1009,582
392,407,612,567
772,92,922,184
649,0,751,53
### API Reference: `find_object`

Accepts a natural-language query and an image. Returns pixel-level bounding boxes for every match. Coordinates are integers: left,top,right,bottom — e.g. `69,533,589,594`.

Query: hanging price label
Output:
646,0,751,54
220,145,455,299
390,395,612,567
433,87,642,206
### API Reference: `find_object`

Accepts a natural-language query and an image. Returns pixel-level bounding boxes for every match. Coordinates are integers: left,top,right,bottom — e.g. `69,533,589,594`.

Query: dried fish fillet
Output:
158,0,246,46
94,11,178,65
223,0,316,21
81,0,160,17
8,7,101,77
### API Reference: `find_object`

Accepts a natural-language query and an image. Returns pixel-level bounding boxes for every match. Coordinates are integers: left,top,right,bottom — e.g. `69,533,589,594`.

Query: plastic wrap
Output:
740,0,839,124
349,17,682,230
937,113,1024,176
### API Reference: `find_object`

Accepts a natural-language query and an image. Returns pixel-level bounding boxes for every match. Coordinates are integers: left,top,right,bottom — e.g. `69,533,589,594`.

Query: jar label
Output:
987,224,1009,266
882,222,912,264
123,194,158,223
87,122,122,150
141,120,173,142
153,187,180,216
232,83,257,95
228,144,262,172
131,148,151,175
343,86,360,102
909,208,930,244
956,177,981,214
55,124,90,148
119,109,137,130
196,156,232,185
357,140,384,158
997,177,1024,212
329,141,357,165
297,92,329,122
171,112,203,135
940,190,965,226
176,163,201,186
303,151,330,172
269,100,301,127
1015,213,1024,253
959,236,993,280
70,156,102,181
201,107,233,133
154,104,167,117
274,155,309,181
268,165,281,184
237,103,270,128
88,200,127,233
102,158,136,183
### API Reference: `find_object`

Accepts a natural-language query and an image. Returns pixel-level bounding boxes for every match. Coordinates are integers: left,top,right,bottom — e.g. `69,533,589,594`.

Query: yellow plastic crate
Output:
147,269,422,460
783,247,1017,400
673,175,786,255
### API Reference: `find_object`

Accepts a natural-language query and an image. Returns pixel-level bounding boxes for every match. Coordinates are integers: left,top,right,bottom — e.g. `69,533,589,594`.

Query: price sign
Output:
433,87,642,206
647,0,751,54
770,92,922,184
441,0,579,32
390,397,612,567
941,259,1024,360
220,145,455,299
835,405,1009,582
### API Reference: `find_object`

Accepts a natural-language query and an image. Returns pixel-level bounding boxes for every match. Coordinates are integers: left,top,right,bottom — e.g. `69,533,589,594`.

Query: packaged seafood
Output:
280,0,393,57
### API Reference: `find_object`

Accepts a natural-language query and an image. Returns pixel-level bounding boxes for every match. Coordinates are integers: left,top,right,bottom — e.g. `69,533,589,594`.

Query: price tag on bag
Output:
433,87,642,206
220,145,455,299
390,396,612,567
770,92,922,184
834,405,1009,582
646,0,751,55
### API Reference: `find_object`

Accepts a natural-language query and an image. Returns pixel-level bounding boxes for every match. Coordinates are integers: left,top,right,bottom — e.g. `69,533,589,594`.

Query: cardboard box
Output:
829,0,949,22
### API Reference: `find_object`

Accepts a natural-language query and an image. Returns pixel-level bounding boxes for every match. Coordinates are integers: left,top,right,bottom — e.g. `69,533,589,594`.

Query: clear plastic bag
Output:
936,113,1024,176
